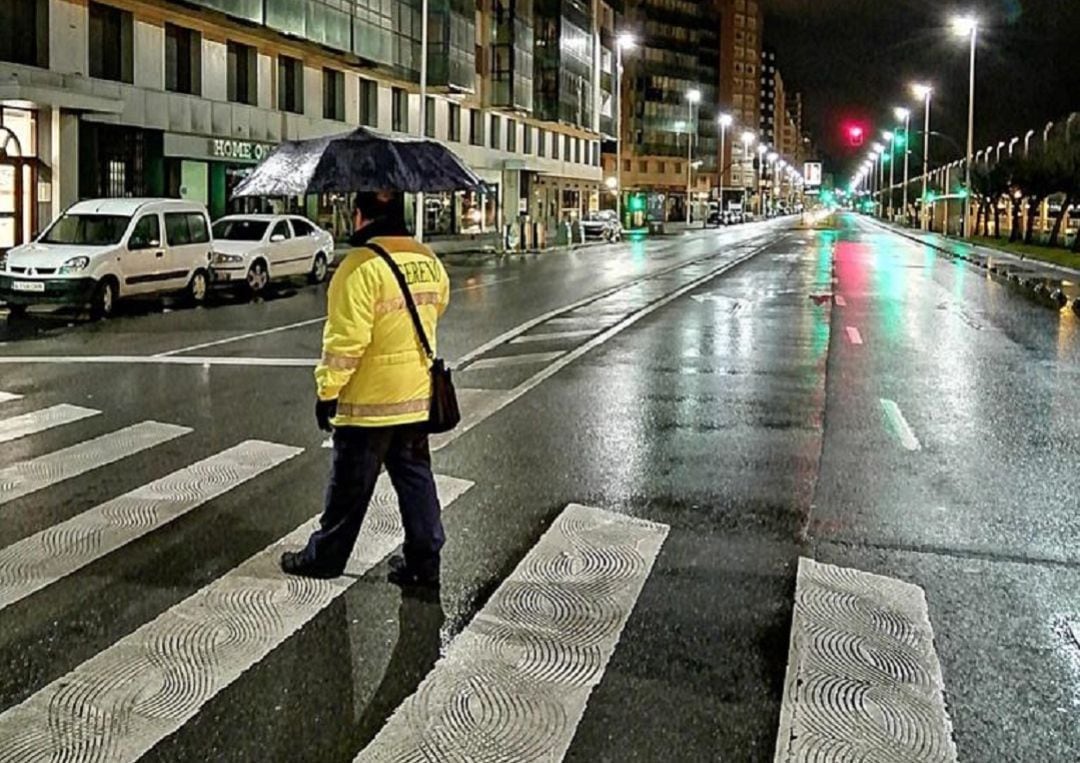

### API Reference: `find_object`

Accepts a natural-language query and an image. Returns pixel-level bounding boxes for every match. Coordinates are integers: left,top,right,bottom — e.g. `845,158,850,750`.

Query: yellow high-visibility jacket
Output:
315,235,450,427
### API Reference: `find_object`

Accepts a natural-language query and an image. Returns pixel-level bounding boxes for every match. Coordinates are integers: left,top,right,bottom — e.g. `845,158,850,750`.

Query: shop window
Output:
448,103,461,142
469,109,483,146
227,41,257,106
359,78,378,127
322,68,345,121
88,2,133,84
506,119,516,152
128,214,160,249
424,97,436,138
0,0,48,68
489,114,501,149
278,56,304,114
165,24,201,96
391,87,408,132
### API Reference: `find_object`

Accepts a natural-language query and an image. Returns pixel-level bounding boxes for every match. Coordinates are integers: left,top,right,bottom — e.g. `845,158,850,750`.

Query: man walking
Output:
281,192,450,588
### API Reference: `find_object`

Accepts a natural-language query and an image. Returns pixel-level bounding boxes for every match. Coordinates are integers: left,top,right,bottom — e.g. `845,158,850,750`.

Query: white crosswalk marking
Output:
774,558,957,762
0,422,192,507
510,329,597,344
467,351,565,370
0,440,302,612
0,404,100,444
355,504,669,762
0,474,473,763
0,391,21,403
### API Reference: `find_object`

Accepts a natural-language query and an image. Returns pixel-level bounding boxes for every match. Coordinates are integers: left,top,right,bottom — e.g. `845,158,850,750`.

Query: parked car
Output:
0,198,213,319
580,210,623,242
210,214,333,295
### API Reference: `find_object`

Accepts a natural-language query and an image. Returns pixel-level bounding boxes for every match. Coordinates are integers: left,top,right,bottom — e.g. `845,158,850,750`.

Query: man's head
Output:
354,191,402,231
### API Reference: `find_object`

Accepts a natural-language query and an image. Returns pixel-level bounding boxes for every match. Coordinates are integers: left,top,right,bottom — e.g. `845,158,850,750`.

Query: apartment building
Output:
717,0,764,205
0,0,605,251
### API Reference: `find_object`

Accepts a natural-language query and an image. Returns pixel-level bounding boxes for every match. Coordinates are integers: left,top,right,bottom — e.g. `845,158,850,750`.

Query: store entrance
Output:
0,127,26,250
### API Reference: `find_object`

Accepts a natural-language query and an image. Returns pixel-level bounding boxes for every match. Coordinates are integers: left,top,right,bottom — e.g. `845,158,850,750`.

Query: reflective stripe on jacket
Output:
315,235,449,427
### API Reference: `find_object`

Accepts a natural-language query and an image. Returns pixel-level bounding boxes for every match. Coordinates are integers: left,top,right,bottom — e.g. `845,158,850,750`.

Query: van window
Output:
187,214,210,244
42,214,129,245
128,214,160,250
164,213,191,246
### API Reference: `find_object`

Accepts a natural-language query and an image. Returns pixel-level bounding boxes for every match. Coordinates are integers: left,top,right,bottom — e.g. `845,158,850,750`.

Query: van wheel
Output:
186,270,208,306
89,279,117,320
245,260,269,297
309,253,328,284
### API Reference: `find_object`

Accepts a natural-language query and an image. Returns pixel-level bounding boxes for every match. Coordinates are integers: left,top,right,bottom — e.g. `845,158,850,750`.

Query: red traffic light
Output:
846,125,865,146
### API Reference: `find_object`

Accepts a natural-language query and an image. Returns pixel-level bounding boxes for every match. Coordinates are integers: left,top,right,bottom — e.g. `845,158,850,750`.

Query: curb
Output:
867,218,1080,315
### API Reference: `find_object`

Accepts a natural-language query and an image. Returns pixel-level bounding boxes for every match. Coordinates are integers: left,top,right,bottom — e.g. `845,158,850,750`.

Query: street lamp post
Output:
417,0,428,243
718,113,732,220
767,151,778,215
910,85,931,229
884,130,896,220
614,33,635,228
756,144,767,217
872,142,884,217
686,88,701,223
741,131,756,213
894,107,911,225
953,15,978,237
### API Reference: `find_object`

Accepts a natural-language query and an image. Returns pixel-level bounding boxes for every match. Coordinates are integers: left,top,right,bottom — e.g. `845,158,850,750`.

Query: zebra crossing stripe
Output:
0,404,101,444
354,504,669,762
0,421,192,507
0,473,473,763
0,392,21,403
466,351,565,371
774,558,958,762
0,440,302,613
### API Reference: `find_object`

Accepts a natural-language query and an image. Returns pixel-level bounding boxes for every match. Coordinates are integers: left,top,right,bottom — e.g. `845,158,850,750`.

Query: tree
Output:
1043,138,1080,248
1012,146,1058,244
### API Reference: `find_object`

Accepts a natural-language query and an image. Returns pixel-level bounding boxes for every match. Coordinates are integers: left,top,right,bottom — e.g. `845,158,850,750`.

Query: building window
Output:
323,68,345,120
638,161,647,173
623,159,630,172
227,41,257,105
552,132,559,160
448,103,461,142
537,128,545,157
165,24,201,95
88,2,133,84
675,162,683,174
424,97,436,138
507,119,517,152
0,0,48,67
523,126,533,154
574,138,581,164
359,78,378,127
276,56,303,114
564,135,572,161
489,114,501,149
469,109,483,146
391,87,408,132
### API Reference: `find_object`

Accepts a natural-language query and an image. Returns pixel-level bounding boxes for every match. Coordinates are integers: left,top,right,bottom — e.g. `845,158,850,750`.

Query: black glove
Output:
316,399,338,432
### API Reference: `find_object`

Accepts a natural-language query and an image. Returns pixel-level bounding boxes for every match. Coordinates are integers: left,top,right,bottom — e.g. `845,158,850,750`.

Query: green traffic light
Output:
628,195,645,212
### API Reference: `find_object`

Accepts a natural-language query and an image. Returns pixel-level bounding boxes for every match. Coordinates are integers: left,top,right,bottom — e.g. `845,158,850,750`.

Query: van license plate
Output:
12,281,45,293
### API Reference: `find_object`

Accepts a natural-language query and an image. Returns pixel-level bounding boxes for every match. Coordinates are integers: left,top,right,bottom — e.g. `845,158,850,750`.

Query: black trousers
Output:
299,424,444,576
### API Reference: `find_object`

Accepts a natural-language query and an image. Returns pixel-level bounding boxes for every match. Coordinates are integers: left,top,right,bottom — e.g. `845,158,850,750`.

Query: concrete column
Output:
50,109,79,217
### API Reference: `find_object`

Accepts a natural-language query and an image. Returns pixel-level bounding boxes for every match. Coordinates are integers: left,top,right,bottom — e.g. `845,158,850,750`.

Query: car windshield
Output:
40,214,130,246
213,219,270,241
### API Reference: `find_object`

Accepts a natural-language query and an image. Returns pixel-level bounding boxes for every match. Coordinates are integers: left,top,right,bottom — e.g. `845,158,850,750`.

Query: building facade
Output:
716,0,763,207
0,0,607,251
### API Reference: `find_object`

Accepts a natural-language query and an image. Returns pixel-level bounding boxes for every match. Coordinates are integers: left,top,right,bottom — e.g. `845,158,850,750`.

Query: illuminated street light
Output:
951,15,979,237
613,32,637,226
911,83,933,229
717,113,733,218
684,89,702,222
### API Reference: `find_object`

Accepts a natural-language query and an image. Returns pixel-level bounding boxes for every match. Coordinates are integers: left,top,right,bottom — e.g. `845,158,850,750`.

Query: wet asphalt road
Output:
0,214,1078,761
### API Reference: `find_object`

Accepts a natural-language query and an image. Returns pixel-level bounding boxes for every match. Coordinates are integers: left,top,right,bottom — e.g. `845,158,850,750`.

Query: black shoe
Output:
280,551,341,579
387,555,440,589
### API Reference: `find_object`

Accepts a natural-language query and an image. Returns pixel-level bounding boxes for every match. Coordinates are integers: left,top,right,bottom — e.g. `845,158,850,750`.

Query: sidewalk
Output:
868,218,1080,314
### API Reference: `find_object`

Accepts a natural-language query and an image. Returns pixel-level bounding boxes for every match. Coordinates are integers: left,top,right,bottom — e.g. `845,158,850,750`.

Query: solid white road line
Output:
0,356,317,367
0,474,473,763
881,398,922,452
834,295,847,307
0,391,21,403
466,351,565,371
0,422,192,507
510,329,597,344
154,317,327,357
774,557,957,762
845,326,863,345
0,440,302,613
0,404,100,444
354,503,669,762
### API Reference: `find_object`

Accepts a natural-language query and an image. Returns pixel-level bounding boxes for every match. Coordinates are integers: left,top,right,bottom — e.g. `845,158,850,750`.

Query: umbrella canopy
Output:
232,127,486,197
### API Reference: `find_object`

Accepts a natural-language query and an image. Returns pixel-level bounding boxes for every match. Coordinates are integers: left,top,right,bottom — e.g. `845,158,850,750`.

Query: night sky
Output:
764,0,1080,181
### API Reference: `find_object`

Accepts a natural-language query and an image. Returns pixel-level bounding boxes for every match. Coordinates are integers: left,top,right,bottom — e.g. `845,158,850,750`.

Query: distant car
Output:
210,214,333,295
581,210,623,242
0,198,213,319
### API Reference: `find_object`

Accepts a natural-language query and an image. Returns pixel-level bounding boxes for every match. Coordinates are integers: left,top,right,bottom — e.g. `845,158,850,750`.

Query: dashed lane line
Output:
835,295,847,307
354,504,669,762
0,440,302,613
881,398,922,452
845,326,863,345
774,557,957,762
0,474,473,763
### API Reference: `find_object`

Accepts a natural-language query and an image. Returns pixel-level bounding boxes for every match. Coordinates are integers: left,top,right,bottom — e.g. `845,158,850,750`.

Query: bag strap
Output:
366,241,435,361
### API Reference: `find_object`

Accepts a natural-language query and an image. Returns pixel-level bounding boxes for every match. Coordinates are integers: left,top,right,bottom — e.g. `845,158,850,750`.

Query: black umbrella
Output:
231,127,486,197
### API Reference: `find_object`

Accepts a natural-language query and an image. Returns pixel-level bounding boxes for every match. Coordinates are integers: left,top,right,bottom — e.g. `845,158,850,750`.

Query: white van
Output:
0,198,213,319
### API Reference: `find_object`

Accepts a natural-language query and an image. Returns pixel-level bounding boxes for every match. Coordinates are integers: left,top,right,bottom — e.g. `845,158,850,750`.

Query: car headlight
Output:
213,253,244,264
59,256,90,274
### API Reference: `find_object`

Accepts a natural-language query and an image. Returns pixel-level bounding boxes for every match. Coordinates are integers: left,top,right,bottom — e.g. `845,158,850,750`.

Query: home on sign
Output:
211,139,271,163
